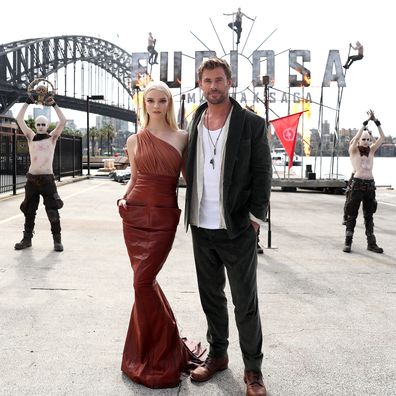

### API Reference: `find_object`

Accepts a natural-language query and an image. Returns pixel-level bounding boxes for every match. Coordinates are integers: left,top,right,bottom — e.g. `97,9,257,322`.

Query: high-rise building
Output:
33,106,51,122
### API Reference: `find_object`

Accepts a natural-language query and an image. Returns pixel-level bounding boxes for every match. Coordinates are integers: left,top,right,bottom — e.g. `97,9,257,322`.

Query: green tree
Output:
89,127,100,156
101,123,116,156
62,126,82,137
26,118,36,131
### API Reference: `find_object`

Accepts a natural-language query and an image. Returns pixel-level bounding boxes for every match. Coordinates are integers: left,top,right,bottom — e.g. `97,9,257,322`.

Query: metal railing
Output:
0,116,82,195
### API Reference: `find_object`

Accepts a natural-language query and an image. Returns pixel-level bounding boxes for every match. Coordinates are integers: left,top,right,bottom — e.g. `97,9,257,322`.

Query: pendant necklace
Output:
206,109,228,169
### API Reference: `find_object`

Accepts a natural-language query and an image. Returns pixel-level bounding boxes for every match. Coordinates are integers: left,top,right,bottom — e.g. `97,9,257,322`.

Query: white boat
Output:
271,147,302,167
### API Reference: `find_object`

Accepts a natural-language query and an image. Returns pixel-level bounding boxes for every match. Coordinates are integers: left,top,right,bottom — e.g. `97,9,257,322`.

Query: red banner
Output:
270,112,305,169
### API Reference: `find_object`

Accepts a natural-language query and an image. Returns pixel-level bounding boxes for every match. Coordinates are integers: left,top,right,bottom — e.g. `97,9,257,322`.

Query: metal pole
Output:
136,87,140,132
57,137,61,182
267,202,272,248
12,126,17,195
86,96,90,176
180,94,185,129
263,75,272,249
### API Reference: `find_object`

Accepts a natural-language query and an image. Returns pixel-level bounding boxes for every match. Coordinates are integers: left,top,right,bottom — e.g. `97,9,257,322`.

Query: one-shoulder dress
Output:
119,128,203,389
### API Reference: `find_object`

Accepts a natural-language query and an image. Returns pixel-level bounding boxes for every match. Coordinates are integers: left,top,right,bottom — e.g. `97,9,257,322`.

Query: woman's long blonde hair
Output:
141,81,178,131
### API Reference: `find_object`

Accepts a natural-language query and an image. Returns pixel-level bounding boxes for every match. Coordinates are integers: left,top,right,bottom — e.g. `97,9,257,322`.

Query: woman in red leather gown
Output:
118,81,203,389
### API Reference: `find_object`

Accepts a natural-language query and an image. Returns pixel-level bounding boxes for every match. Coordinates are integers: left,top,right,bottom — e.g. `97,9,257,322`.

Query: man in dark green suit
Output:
185,57,272,396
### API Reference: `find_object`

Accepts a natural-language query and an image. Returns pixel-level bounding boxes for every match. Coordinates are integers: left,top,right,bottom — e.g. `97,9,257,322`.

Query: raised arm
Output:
15,101,35,141
349,112,371,152
369,111,385,153
242,12,255,21
47,98,67,140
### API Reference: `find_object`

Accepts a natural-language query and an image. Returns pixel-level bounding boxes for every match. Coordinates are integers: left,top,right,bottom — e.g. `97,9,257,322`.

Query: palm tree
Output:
101,123,116,156
89,126,100,156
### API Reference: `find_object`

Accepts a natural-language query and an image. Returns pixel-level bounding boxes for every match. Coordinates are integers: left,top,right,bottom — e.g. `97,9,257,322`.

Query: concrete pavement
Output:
1,177,395,395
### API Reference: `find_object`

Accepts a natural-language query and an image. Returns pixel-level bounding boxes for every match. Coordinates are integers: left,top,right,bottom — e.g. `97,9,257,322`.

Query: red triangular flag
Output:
270,112,305,169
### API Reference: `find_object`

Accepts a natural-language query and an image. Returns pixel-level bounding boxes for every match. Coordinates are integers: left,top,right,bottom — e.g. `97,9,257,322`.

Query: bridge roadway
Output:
1,177,396,395
0,83,136,123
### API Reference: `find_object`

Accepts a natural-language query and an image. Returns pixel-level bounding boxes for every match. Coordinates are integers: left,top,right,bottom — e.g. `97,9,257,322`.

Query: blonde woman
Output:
118,81,203,388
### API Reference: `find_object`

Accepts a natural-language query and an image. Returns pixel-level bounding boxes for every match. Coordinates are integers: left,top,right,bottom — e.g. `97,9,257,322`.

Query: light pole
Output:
262,75,271,249
86,95,104,175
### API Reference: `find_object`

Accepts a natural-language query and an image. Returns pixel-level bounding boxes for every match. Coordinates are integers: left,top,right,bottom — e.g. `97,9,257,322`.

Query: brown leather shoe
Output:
190,356,229,382
244,371,266,396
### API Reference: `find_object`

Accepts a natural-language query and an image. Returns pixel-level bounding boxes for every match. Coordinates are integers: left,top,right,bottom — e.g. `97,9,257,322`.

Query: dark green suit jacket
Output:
185,97,272,239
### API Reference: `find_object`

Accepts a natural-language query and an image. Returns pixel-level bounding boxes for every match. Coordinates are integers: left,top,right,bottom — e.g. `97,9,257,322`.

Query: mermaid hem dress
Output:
119,129,203,389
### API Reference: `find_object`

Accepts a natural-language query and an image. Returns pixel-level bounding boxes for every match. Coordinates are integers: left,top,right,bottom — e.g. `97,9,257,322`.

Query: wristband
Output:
363,120,368,126
374,119,381,126
51,102,57,107
26,97,35,105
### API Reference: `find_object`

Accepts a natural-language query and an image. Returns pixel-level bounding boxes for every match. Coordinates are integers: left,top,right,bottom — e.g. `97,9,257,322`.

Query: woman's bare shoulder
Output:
126,134,138,148
127,133,138,142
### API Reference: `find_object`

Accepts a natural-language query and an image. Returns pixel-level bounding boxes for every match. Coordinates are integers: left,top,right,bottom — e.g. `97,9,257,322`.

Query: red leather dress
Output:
119,129,203,389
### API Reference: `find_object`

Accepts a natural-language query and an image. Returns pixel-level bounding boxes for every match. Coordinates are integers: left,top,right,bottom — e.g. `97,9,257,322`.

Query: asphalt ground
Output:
1,177,395,395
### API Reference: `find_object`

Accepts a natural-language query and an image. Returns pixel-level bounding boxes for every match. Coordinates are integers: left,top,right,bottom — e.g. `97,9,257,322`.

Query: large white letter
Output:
289,50,311,87
252,50,275,87
322,50,346,87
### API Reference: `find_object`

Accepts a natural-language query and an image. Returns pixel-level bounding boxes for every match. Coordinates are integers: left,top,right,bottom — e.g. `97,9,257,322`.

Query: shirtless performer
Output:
343,41,364,70
343,109,385,253
14,96,67,251
224,8,254,45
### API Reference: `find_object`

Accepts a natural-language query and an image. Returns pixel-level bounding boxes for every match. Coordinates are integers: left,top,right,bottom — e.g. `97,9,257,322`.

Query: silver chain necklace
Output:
205,109,229,169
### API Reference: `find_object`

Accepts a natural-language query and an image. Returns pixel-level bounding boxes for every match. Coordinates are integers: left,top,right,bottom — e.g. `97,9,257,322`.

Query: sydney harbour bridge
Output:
0,35,137,123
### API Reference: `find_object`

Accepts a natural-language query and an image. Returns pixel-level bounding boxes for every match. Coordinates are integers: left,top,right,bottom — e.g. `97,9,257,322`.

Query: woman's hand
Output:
117,198,127,208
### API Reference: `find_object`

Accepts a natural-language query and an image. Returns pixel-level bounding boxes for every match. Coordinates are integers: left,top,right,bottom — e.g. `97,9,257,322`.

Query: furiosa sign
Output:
131,49,347,90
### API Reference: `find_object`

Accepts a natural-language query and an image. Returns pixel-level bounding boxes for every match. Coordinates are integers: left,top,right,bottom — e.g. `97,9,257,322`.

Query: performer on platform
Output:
343,41,363,69
224,8,254,45
343,109,385,253
147,32,158,65
14,96,66,252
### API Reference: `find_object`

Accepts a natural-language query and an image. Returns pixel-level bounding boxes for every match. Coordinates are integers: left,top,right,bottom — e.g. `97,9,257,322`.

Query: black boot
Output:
14,231,33,250
343,234,353,253
367,235,383,254
53,234,64,252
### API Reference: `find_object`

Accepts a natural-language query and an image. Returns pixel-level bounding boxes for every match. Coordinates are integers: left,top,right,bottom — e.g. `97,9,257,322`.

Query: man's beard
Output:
205,90,228,105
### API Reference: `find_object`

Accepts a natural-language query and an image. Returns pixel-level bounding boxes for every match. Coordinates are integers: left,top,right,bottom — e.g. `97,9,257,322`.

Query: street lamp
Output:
86,95,104,175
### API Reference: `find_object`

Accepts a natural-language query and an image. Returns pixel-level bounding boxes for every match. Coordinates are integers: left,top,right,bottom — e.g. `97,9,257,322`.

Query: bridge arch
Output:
0,35,137,122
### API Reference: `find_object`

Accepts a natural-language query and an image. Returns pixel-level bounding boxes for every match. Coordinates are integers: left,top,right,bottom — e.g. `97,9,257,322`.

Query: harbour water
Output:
288,156,395,188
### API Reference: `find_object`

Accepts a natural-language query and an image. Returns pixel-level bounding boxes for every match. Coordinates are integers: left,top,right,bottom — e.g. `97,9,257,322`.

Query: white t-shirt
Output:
198,126,226,228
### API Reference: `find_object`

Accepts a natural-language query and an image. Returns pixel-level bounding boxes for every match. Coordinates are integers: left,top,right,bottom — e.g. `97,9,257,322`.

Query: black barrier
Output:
0,115,82,194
